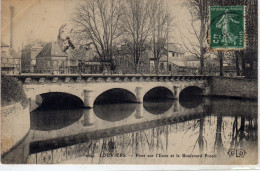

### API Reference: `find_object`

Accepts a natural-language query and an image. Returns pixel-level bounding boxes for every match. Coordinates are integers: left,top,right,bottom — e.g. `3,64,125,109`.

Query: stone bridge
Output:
13,74,211,110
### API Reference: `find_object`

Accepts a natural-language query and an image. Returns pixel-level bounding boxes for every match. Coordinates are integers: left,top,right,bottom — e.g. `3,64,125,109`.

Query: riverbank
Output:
1,76,30,155
210,77,257,99
1,102,30,155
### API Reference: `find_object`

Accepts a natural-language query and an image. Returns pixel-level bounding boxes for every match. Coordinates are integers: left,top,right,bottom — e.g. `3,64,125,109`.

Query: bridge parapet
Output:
12,74,210,84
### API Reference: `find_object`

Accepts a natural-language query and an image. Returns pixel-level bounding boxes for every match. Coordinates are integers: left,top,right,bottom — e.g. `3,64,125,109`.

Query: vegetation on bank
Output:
1,75,28,108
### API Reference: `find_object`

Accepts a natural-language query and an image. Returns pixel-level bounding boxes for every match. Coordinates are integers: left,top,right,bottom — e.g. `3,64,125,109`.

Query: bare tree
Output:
180,0,211,75
120,0,152,72
214,115,224,155
218,51,224,76
72,0,123,69
149,0,172,74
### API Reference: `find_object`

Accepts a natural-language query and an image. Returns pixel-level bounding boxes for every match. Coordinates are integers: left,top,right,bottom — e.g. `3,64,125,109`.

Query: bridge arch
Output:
28,92,84,111
25,86,84,101
143,86,174,101
94,88,137,105
24,87,84,111
179,86,204,97
39,92,84,108
179,86,204,108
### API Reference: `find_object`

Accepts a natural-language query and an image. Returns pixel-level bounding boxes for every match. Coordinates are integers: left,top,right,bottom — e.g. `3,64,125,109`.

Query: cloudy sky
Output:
1,0,192,51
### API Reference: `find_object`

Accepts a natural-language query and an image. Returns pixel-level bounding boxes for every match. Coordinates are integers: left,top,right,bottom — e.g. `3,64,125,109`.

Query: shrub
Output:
1,75,28,108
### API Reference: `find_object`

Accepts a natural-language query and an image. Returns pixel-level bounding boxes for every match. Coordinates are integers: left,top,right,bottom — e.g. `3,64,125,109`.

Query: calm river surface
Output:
1,97,257,165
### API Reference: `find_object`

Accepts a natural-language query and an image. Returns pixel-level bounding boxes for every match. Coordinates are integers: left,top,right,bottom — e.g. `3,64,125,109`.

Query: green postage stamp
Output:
210,6,245,50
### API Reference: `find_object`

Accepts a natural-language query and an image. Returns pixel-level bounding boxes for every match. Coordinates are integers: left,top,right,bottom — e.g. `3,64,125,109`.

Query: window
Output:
169,64,172,71
160,63,164,70
172,52,175,57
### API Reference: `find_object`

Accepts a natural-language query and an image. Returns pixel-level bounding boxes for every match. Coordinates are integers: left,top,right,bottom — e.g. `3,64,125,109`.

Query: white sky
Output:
1,0,193,52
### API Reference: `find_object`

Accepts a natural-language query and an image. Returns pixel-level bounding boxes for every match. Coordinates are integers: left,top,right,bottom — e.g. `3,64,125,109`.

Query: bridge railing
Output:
19,58,111,75
1,57,235,77
2,57,200,75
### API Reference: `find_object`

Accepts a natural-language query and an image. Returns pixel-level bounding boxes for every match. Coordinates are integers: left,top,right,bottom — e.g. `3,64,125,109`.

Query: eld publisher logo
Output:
228,149,246,157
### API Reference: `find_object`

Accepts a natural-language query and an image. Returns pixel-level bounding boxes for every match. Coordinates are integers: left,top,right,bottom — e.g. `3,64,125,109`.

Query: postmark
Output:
210,6,245,50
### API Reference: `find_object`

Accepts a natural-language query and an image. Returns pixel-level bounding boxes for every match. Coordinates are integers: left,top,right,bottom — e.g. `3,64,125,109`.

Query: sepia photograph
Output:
0,0,258,167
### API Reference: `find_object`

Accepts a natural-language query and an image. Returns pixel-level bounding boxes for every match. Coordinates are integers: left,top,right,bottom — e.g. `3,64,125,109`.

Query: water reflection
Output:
93,103,136,122
179,86,203,109
1,97,258,165
143,99,174,115
26,115,257,164
179,95,203,108
30,108,84,131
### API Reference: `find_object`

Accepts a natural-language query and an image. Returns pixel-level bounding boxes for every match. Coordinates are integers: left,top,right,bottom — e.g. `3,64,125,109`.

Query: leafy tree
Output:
1,76,28,108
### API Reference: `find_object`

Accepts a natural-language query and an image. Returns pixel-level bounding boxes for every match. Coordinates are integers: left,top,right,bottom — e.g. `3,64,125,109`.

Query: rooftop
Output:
168,43,184,53
160,55,199,62
37,42,67,58
1,42,9,47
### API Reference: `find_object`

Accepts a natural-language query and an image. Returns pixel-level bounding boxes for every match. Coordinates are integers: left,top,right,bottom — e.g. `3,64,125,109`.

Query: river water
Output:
1,97,257,165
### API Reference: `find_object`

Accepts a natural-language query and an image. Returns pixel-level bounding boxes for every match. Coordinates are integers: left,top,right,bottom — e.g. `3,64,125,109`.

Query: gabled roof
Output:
184,55,200,61
160,54,200,62
168,43,184,53
1,42,9,47
31,43,44,49
37,42,67,58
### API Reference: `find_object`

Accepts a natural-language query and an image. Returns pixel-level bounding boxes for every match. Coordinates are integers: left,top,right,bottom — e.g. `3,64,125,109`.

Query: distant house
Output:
35,42,68,74
114,44,150,74
159,55,199,75
223,66,237,77
66,44,109,74
1,42,20,74
167,43,185,59
35,42,107,74
184,55,201,68
205,57,237,76
21,41,45,73
115,43,200,75
1,42,11,57
153,43,200,75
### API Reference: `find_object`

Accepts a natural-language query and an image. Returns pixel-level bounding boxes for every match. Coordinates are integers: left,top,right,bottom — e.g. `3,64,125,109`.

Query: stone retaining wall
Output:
210,77,257,99
1,102,30,154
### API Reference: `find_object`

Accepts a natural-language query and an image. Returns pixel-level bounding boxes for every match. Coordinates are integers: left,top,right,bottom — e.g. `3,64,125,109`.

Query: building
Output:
205,57,237,77
35,42,108,74
21,41,45,72
114,43,200,75
1,6,21,74
114,45,150,74
223,66,237,77
1,42,21,74
159,55,199,75
35,42,68,74
67,45,108,74
153,43,200,75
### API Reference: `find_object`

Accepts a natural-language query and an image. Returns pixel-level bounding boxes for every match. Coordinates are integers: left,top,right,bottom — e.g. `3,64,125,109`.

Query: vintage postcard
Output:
0,0,258,168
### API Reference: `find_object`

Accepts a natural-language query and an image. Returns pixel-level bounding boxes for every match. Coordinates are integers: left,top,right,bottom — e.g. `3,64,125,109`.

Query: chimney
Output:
10,6,15,49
